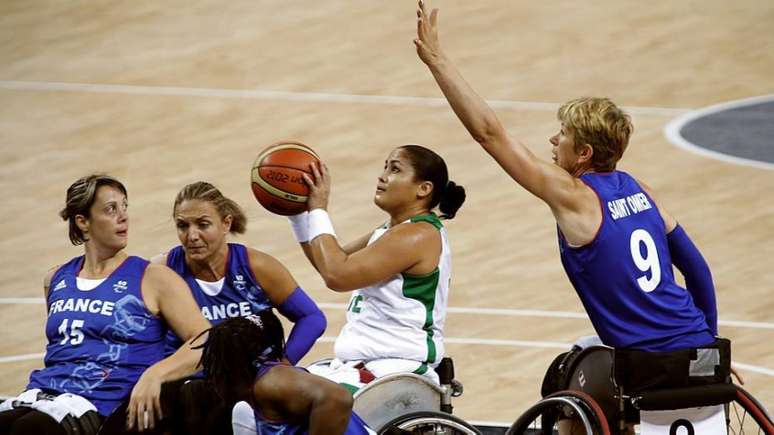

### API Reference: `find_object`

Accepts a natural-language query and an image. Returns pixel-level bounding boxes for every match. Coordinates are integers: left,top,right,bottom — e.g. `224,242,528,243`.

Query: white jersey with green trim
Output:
334,214,450,366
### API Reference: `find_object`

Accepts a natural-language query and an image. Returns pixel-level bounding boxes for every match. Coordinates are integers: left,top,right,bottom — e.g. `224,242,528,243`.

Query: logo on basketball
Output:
250,141,321,216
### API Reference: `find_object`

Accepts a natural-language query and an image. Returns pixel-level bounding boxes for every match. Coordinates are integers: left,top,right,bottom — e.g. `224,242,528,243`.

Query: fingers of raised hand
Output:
429,7,438,27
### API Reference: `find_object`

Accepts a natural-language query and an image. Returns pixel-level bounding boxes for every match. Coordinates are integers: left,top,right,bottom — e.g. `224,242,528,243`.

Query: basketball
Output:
250,141,321,216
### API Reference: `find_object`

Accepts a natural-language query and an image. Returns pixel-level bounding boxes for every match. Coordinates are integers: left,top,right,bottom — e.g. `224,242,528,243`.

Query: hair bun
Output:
439,180,466,220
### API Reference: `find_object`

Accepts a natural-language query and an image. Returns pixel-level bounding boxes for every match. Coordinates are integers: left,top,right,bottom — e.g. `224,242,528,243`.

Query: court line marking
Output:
2,298,772,330
2,340,773,377
0,80,690,116
664,94,774,171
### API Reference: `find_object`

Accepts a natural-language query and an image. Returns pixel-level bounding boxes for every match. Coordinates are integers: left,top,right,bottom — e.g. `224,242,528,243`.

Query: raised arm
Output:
248,249,326,364
127,263,210,431
414,1,591,216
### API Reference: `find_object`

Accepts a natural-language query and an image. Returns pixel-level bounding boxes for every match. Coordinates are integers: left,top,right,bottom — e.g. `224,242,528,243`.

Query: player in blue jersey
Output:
0,174,210,435
197,311,373,435
414,1,737,430
152,181,326,435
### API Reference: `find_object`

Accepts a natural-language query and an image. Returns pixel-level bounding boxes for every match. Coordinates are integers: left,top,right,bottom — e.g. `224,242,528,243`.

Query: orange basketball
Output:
250,141,320,216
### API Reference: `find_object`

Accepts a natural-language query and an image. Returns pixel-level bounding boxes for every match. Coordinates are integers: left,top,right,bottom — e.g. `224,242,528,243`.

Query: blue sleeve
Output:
667,224,718,336
276,287,327,364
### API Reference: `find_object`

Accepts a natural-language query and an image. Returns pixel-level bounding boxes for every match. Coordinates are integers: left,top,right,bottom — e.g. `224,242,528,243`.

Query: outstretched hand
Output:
303,162,331,211
414,0,444,66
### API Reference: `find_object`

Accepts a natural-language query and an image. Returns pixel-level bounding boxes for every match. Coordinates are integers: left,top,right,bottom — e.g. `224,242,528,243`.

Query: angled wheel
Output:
378,410,482,435
506,390,611,435
726,384,774,434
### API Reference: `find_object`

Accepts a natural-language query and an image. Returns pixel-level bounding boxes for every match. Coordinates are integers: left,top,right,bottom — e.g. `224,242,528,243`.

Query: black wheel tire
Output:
378,410,482,435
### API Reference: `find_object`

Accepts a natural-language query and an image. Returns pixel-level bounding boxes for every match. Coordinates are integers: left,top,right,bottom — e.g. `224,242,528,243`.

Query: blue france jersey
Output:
27,256,166,416
558,171,713,351
252,362,372,435
164,243,272,354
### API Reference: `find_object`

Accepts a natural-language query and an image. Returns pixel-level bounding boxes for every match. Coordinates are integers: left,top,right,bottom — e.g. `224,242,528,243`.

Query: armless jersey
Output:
558,171,713,351
252,362,372,435
335,214,450,366
164,243,272,354
27,256,165,416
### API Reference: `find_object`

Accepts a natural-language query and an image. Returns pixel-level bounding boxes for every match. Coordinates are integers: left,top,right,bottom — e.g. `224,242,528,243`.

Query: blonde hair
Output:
558,97,633,172
173,181,247,234
60,174,127,245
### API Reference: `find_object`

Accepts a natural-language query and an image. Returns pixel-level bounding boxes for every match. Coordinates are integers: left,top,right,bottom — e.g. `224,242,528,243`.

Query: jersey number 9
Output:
630,229,661,293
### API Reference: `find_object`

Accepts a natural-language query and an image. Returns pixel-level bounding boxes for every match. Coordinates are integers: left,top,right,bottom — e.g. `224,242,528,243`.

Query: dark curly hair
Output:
194,310,285,403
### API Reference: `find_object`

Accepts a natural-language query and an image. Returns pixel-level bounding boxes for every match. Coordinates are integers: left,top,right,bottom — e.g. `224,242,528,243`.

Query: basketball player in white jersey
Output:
288,145,466,391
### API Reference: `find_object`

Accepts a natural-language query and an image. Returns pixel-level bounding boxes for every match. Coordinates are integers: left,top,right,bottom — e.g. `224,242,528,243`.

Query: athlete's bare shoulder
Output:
634,177,677,232
149,252,168,265
43,264,61,298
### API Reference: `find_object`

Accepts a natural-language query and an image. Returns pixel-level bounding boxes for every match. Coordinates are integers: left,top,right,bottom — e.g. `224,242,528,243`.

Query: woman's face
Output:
374,148,425,212
549,123,588,175
80,185,129,251
175,199,232,262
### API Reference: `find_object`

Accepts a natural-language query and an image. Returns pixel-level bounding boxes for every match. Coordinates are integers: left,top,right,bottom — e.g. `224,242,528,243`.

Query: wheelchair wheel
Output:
378,410,482,435
726,384,774,434
506,390,610,435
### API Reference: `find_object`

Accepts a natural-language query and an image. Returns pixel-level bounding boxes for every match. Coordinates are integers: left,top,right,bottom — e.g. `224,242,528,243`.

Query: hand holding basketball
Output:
303,161,330,211
251,141,321,216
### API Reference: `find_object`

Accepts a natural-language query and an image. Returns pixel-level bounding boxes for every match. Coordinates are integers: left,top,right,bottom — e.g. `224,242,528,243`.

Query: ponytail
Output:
438,180,466,220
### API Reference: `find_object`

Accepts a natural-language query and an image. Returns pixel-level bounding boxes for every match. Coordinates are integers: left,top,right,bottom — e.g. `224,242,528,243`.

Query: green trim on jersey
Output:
340,383,360,395
409,213,443,230
413,363,429,375
402,270,440,363
401,213,443,364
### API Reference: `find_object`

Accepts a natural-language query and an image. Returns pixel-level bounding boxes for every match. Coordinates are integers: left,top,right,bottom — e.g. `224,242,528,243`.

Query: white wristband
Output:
308,208,336,241
287,212,310,243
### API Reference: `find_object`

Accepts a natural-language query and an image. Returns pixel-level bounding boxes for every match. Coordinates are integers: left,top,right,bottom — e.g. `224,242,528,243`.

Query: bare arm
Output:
300,229,375,270
149,253,167,265
300,162,440,291
248,249,298,305
342,231,374,255
43,265,58,305
414,1,592,217
296,212,376,278
127,263,210,431
309,223,439,292
257,365,355,435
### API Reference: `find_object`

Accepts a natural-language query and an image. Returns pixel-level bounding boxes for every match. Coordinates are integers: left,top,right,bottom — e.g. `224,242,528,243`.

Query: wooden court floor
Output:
1,0,772,425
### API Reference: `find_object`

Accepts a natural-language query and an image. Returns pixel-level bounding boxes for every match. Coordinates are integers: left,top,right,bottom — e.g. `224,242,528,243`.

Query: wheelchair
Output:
507,340,774,435
313,356,481,434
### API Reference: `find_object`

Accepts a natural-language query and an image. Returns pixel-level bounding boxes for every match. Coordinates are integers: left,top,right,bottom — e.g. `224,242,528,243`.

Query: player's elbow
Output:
472,121,508,151
321,272,358,293
309,310,328,335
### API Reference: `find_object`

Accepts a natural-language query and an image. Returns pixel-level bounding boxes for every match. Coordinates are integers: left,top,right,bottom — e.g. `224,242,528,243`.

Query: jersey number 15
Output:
57,319,85,345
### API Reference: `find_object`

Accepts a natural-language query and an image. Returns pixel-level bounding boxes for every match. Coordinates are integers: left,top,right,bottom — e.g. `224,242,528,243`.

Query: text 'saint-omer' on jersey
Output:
558,171,713,351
